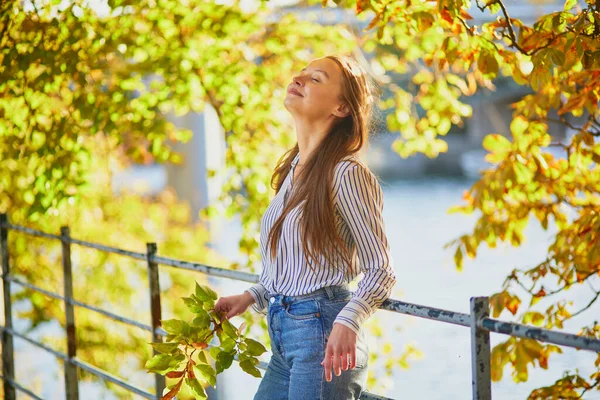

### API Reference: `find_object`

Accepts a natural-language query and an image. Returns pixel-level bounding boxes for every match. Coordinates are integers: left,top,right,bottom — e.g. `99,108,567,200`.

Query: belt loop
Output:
324,286,335,300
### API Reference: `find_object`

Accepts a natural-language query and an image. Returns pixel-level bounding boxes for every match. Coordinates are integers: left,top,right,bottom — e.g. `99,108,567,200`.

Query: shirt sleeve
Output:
245,283,269,315
333,164,397,335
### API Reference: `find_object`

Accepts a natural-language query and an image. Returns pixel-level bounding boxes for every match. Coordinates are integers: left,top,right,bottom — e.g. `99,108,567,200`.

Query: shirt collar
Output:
291,153,300,167
291,153,358,167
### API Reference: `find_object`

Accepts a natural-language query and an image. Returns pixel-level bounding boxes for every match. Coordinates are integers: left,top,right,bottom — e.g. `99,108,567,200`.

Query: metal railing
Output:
0,213,599,400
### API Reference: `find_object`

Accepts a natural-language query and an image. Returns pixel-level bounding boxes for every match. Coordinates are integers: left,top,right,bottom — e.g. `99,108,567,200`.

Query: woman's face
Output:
284,58,347,121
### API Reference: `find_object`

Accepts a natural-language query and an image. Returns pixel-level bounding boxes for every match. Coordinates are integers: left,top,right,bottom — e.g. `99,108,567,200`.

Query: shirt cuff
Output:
245,283,269,315
333,296,373,336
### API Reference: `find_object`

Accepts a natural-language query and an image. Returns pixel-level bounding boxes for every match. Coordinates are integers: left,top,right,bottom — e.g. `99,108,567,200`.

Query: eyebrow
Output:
300,68,330,79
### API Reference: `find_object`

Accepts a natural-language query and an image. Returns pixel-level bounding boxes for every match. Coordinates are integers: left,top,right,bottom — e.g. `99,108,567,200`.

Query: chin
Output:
283,98,297,111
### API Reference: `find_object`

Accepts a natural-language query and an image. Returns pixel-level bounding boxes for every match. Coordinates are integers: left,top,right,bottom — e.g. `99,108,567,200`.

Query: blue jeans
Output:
253,285,369,400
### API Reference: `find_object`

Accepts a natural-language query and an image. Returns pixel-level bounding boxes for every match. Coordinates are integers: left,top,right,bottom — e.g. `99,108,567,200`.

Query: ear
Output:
332,102,351,119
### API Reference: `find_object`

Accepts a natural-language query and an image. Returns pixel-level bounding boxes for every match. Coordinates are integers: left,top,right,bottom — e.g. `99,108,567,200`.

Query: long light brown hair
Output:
266,53,381,274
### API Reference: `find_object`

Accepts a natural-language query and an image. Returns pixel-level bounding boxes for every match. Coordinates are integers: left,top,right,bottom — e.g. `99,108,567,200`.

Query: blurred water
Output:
216,177,600,400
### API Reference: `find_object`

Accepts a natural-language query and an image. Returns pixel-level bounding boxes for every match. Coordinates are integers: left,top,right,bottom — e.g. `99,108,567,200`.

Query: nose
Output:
292,76,304,86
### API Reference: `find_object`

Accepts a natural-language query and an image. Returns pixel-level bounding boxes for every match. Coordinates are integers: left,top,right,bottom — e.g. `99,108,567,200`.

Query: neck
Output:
293,115,335,165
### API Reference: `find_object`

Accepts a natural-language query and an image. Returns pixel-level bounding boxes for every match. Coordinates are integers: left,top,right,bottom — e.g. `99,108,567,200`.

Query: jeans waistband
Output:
268,284,351,304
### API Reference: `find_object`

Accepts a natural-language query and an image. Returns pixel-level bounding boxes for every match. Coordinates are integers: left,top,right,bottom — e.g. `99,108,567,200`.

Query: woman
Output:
214,53,396,400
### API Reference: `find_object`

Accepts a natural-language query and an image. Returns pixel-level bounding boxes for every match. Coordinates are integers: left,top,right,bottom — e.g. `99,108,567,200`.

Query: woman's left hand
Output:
320,323,358,382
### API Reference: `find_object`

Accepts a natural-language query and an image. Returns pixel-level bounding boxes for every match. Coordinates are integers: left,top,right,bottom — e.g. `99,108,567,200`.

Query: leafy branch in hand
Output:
145,282,267,399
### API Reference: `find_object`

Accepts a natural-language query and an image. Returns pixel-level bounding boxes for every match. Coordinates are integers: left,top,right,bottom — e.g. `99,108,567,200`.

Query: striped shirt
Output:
245,152,396,335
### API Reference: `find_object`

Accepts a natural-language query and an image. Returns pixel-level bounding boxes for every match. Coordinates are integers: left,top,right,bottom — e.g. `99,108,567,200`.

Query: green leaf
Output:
510,116,529,138
482,134,511,153
202,298,216,311
165,334,183,343
185,378,208,399
162,319,190,336
221,337,237,352
548,48,565,67
145,353,186,374
513,162,533,184
564,0,577,10
215,350,235,373
183,296,205,314
454,246,463,271
529,66,551,92
222,319,239,339
522,312,545,327
245,338,267,357
194,364,217,387
477,50,499,78
197,350,208,364
196,282,218,302
211,310,222,324
150,342,180,355
191,309,211,328
209,346,221,360
487,2,501,14
239,359,262,378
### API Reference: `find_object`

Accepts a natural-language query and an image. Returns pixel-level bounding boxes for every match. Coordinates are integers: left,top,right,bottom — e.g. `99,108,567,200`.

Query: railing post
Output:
61,227,79,400
0,214,15,400
470,297,491,400
146,243,165,398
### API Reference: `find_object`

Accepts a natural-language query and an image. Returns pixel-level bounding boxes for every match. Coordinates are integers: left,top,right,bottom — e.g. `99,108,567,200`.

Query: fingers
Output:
321,347,333,382
341,352,349,371
215,294,253,319
226,306,240,320
332,351,341,377
322,347,356,382
214,299,228,313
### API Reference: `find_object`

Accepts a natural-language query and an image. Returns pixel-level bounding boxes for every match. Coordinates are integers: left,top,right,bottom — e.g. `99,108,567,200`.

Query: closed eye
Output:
312,78,319,82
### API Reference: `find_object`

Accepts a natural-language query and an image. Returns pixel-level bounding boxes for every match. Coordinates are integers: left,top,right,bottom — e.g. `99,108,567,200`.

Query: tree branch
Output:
494,0,530,54
570,290,600,318
546,116,600,138
483,0,572,57
578,377,600,399
512,267,600,298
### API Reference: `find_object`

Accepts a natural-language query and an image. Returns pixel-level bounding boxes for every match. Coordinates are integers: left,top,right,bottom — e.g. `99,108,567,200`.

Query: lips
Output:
288,87,303,97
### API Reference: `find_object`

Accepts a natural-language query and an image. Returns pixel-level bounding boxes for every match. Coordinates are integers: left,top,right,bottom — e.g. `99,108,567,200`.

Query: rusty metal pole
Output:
61,227,79,400
0,214,15,400
470,297,491,400
146,243,165,398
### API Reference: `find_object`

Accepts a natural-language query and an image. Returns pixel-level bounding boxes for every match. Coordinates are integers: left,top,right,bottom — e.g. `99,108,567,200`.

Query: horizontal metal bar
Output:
152,255,259,283
2,222,258,282
8,276,153,333
2,223,62,241
480,318,600,353
68,237,146,261
0,223,146,261
0,374,44,400
72,358,155,399
68,297,152,332
0,325,156,399
0,325,68,361
9,276,65,302
380,298,471,327
360,391,394,400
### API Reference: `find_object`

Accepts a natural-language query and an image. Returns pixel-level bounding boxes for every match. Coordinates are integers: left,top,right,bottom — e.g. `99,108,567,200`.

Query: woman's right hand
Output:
214,292,255,320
